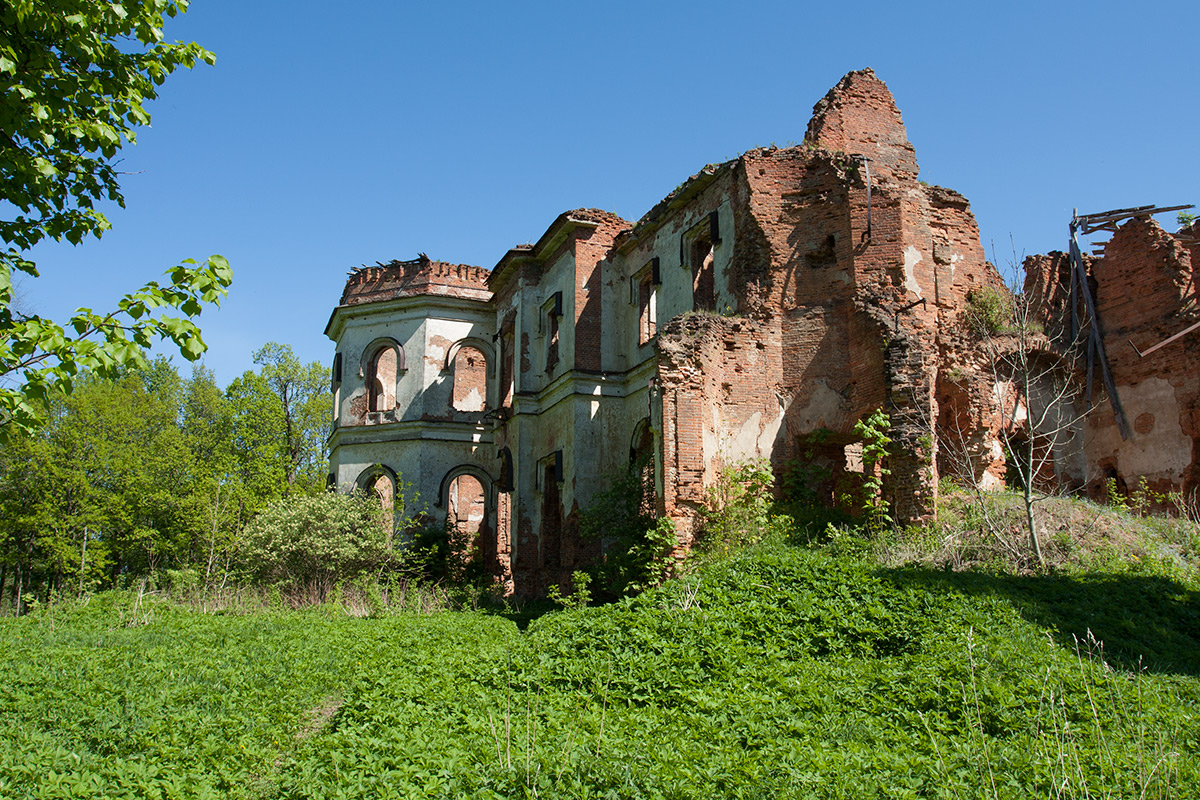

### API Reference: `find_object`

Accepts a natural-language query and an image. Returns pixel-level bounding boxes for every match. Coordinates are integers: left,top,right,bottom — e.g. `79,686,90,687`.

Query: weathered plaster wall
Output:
326,257,506,584
1091,219,1199,495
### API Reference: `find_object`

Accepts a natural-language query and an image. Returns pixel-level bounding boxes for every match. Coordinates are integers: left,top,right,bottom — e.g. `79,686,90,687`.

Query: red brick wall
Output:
1025,217,1200,499
572,212,631,372
451,345,488,411
807,67,919,181
1097,218,1199,381
340,255,491,306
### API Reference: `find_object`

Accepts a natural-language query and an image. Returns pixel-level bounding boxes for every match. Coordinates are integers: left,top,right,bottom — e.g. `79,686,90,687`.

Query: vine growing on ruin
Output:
579,462,675,600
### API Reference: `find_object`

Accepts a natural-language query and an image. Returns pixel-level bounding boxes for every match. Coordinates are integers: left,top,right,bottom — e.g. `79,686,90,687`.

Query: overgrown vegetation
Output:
578,461,675,600
966,287,1014,335
0,347,330,612
696,459,775,556
3,379,1199,797
2,507,1197,798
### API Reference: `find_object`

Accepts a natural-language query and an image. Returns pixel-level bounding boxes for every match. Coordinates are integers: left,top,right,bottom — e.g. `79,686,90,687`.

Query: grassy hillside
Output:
2,506,1199,798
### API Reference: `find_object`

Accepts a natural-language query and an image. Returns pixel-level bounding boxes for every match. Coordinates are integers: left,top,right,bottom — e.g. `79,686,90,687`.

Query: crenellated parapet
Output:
340,254,492,306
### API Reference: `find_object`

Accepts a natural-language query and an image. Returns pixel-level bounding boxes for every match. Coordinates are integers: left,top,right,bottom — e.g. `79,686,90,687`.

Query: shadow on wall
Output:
882,566,1200,676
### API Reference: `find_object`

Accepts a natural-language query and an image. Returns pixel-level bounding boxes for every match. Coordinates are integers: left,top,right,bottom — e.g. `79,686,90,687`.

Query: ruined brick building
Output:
324,68,1197,593
1019,214,1200,499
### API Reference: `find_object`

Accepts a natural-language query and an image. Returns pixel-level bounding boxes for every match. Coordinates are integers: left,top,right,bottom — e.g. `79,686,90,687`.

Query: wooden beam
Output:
1070,233,1130,440
1078,205,1156,224
1078,203,1194,229
1130,318,1200,358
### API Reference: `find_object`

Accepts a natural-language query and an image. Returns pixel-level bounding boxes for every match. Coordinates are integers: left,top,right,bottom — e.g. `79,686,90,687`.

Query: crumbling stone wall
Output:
656,313,785,545
328,68,1033,594
1022,216,1199,502
652,68,1005,528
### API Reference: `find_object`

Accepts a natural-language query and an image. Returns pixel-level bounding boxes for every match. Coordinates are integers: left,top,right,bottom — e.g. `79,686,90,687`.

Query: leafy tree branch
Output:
0,0,228,436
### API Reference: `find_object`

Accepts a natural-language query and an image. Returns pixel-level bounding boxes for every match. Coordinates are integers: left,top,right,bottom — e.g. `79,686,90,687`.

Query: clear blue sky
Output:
22,0,1199,387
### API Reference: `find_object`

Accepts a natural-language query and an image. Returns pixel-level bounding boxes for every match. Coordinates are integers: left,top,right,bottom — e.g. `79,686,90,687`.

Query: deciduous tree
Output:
251,343,329,494
0,0,230,435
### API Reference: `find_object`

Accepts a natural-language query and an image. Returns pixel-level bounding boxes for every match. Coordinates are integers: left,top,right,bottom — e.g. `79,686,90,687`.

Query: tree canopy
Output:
0,0,230,435
0,347,332,604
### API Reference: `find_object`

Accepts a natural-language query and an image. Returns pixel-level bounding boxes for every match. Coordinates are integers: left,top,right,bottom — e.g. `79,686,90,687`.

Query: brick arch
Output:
630,416,654,464
355,463,398,511
445,338,495,412
439,465,507,583
442,337,495,374
360,338,404,413
437,465,493,510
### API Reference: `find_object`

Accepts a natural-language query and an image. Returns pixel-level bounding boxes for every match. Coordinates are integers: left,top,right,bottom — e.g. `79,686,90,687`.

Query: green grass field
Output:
3,528,1199,799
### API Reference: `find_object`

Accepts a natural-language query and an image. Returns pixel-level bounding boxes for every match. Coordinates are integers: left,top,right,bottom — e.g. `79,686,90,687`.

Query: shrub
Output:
966,287,1013,335
697,459,774,555
853,408,893,534
579,463,675,599
240,490,394,589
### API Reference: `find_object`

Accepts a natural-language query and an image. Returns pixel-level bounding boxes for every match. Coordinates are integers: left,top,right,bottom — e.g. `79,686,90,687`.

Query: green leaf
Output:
0,0,219,438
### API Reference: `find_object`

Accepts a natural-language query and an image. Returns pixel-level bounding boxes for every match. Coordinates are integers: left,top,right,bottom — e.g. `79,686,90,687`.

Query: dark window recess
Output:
330,352,342,391
638,268,657,345
499,325,515,408
497,447,514,492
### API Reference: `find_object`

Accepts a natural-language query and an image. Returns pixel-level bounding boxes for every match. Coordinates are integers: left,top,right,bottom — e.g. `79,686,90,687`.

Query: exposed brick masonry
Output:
327,68,1190,595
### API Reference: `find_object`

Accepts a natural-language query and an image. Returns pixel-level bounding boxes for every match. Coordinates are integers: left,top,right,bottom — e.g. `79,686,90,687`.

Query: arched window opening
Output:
452,345,488,412
447,473,486,537
497,447,514,493
370,471,395,513
356,464,398,545
442,467,507,582
368,346,398,412
629,419,656,515
630,418,654,465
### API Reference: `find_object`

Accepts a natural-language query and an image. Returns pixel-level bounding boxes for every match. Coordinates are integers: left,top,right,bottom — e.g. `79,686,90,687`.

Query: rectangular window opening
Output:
635,260,658,346
542,292,561,374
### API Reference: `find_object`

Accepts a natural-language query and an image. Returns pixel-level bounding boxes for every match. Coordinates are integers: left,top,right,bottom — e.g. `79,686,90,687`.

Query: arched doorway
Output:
440,467,507,584
355,464,398,544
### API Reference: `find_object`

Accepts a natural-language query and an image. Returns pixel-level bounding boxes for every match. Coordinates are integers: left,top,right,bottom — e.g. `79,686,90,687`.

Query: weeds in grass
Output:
914,624,1191,800
877,484,1200,582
